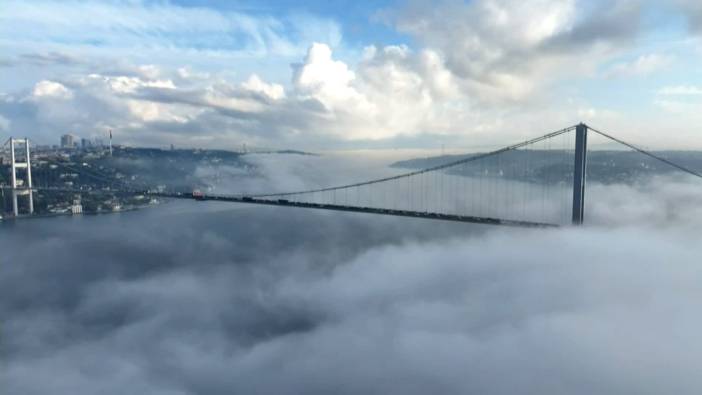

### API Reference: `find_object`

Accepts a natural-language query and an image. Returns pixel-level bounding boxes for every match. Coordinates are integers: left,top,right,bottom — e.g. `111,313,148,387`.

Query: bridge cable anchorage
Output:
587,126,702,180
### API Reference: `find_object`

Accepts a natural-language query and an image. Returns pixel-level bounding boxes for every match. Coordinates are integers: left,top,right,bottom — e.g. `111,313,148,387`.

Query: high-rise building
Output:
81,138,91,149
60,134,74,149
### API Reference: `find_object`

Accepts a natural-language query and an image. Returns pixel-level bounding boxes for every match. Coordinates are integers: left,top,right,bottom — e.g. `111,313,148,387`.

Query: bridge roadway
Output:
1,186,558,227
151,191,559,228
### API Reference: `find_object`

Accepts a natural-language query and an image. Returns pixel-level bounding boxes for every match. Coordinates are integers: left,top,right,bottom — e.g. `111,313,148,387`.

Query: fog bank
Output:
2,153,702,394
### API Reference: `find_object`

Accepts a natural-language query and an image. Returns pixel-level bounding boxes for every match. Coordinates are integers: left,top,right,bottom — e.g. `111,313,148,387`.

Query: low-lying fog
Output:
2,151,702,394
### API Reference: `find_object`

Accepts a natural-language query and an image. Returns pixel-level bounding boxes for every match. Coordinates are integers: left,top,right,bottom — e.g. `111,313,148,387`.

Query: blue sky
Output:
171,0,407,45
0,0,701,150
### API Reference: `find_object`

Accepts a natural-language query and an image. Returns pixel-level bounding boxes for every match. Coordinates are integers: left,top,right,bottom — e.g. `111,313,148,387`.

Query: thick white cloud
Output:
293,43,360,103
241,75,286,101
97,76,176,94
31,80,73,100
289,43,462,140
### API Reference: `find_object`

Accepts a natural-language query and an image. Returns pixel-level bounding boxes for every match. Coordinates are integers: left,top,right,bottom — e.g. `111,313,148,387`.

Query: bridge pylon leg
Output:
572,123,588,225
7,137,34,217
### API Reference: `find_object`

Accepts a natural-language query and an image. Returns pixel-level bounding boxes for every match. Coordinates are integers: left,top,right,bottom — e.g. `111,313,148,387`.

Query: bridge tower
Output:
7,138,34,216
572,123,588,225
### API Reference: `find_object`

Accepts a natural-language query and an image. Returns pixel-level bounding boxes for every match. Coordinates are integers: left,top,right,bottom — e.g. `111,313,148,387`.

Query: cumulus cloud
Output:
241,75,286,101
380,0,643,103
97,75,176,94
293,43,361,104
31,80,73,100
287,43,464,140
1,42,475,147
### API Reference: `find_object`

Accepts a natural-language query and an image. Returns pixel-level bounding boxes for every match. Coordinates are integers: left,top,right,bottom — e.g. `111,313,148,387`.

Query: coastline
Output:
0,201,165,222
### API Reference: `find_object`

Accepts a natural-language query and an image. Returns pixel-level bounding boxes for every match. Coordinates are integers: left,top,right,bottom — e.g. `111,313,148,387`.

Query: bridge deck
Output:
154,192,559,228
1,186,559,227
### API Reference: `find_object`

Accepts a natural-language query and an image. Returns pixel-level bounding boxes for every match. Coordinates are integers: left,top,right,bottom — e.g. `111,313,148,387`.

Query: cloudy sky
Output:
4,3,702,392
1,0,701,150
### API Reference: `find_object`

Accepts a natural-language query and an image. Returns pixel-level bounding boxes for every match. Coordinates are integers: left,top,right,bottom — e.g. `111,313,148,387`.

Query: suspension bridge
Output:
3,123,702,228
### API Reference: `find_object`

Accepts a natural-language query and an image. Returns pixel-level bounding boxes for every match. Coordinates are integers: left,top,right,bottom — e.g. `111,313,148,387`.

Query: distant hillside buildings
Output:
60,134,105,150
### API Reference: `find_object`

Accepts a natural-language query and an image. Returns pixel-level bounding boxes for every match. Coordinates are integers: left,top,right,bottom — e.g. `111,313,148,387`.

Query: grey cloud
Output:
542,1,642,51
9,71,333,149
0,52,82,68
129,80,326,121
0,83,128,143
676,0,702,32
386,0,646,103
19,52,83,67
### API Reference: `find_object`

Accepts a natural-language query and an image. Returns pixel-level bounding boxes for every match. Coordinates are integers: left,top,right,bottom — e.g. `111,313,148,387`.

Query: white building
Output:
61,134,75,149
71,198,83,214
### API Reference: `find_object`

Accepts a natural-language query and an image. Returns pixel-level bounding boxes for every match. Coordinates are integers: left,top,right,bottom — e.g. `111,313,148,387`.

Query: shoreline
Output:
0,202,164,222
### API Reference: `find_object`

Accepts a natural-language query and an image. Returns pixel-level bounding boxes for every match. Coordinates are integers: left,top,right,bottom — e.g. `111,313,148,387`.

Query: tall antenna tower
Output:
109,129,113,157
5,138,34,216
